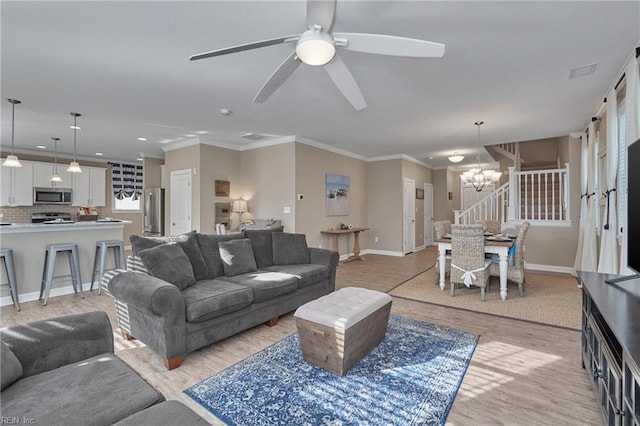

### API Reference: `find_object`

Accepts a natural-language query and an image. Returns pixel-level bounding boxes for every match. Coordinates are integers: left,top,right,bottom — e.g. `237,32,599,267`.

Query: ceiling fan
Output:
189,0,445,110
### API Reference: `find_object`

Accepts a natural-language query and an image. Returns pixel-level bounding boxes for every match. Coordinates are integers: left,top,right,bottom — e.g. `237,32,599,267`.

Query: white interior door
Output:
424,183,434,246
170,169,192,235
403,178,415,254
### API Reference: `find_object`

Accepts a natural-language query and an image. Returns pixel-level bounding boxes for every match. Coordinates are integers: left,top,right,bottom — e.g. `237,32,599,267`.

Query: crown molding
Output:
295,136,368,161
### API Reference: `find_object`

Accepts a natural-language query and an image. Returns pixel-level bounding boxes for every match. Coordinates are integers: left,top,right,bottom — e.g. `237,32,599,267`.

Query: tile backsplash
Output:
0,205,102,224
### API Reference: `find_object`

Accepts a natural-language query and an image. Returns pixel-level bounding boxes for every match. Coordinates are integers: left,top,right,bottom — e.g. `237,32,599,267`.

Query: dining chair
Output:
490,221,530,296
433,220,452,284
450,224,491,301
480,220,502,234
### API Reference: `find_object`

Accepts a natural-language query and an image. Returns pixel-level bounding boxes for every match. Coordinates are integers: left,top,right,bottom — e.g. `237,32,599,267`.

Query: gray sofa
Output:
0,311,208,426
108,229,338,370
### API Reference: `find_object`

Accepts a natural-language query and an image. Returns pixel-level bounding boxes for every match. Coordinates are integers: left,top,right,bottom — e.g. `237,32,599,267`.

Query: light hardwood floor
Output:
1,246,601,425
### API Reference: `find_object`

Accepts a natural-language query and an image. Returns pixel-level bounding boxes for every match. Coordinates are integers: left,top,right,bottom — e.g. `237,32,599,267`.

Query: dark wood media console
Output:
578,271,640,426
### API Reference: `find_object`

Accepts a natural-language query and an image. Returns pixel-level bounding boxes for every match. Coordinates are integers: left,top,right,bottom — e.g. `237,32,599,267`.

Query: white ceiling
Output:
2,1,639,169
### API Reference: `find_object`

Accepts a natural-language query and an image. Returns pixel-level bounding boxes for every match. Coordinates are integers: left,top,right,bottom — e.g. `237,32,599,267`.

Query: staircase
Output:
456,154,569,225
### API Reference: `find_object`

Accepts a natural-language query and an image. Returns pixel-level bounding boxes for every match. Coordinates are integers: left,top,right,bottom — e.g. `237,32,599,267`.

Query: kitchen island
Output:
0,220,131,306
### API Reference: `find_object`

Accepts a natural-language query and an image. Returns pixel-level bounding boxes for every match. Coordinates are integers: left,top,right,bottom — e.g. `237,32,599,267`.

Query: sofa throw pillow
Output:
130,231,208,281
218,239,258,277
272,232,310,265
1,341,23,391
138,242,196,290
245,227,284,269
196,233,246,279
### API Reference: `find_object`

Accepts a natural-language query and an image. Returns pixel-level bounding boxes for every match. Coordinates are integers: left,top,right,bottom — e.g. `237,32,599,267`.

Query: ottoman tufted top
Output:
294,287,392,330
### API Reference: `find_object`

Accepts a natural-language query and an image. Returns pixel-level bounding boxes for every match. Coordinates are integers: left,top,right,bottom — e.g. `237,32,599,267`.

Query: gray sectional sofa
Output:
0,311,208,426
108,228,338,370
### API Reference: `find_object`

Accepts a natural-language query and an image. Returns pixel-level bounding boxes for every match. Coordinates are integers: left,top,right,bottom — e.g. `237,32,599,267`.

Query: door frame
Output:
403,178,416,254
170,169,192,235
424,182,434,246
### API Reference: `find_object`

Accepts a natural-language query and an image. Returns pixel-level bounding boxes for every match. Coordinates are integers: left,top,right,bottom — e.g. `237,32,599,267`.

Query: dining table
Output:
437,234,515,300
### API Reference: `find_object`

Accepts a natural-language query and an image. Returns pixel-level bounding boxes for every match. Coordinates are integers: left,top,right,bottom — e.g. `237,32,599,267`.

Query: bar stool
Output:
91,240,125,295
0,248,20,311
40,243,84,306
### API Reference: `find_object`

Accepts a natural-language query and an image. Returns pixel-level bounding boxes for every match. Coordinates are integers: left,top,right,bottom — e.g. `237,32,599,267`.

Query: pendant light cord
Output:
73,115,77,162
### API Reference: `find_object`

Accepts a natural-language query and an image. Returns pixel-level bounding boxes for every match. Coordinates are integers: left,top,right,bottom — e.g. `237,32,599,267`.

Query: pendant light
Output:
448,152,464,163
50,137,62,182
67,112,82,173
460,122,502,192
3,99,23,167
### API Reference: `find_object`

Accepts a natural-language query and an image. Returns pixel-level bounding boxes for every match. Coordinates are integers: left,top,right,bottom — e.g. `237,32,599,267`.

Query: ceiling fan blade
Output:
307,0,336,32
253,51,301,104
190,35,299,61
333,32,445,58
324,55,367,110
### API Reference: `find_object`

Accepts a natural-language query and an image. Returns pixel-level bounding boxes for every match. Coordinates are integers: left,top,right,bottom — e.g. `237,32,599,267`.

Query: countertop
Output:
0,220,132,234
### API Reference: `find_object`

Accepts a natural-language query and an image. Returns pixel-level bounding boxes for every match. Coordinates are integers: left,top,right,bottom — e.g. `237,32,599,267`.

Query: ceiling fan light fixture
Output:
448,153,464,163
295,30,335,66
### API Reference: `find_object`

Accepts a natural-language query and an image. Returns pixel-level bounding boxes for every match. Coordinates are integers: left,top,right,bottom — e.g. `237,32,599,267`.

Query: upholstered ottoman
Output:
294,287,392,376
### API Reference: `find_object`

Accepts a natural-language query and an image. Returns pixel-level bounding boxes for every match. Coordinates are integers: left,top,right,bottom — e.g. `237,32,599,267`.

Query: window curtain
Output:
580,121,598,272
619,55,640,274
573,135,588,271
597,88,619,274
110,162,143,200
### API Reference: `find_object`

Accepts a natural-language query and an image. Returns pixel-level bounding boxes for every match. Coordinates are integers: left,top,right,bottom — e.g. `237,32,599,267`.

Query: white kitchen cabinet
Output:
0,160,34,206
72,166,106,206
33,162,72,188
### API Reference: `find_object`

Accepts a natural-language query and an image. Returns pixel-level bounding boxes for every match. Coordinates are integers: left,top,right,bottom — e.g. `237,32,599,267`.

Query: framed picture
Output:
326,173,350,216
416,188,424,199
215,180,230,197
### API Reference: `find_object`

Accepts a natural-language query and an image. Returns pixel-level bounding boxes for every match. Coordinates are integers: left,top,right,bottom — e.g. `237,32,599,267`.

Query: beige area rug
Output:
390,266,582,329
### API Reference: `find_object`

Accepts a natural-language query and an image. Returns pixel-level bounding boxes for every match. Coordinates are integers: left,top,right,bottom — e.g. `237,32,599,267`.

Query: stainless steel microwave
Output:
33,187,72,204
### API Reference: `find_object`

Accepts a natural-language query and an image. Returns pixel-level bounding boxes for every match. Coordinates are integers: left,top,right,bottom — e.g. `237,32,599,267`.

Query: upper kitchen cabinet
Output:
1,160,34,206
71,166,106,206
33,162,72,188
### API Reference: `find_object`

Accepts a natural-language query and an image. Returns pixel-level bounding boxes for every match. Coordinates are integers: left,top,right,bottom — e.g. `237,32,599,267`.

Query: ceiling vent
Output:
241,132,281,141
569,63,598,79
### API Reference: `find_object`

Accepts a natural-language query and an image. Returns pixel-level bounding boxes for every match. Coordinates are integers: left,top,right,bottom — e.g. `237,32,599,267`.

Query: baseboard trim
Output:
1,282,94,307
361,249,405,257
525,263,575,275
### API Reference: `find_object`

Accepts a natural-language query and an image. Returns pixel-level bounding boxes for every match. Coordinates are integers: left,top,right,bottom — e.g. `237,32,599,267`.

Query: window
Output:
113,194,140,211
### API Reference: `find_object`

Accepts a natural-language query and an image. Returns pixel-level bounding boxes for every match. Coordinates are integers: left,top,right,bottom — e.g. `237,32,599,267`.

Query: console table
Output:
321,228,369,263
577,271,640,426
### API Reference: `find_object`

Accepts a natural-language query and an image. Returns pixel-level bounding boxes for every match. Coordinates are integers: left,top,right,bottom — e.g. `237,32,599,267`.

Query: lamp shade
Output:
295,30,335,66
3,155,22,168
232,199,248,214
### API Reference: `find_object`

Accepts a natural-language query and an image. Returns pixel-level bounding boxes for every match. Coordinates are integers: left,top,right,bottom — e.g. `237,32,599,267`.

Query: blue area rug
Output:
185,315,477,425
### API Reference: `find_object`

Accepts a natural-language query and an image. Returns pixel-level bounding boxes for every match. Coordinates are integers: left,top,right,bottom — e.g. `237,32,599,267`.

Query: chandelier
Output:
460,122,502,192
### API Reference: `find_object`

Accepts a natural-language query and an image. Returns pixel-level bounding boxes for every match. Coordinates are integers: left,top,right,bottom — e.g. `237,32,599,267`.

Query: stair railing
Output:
510,163,570,221
455,181,510,225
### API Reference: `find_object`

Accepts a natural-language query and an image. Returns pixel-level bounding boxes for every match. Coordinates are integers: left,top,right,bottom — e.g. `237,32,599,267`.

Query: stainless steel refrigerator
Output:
143,188,165,236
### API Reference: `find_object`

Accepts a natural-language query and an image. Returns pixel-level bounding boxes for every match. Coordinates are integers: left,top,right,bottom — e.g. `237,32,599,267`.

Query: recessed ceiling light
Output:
137,158,143,161
69,126,81,130
220,108,232,116
95,152,103,156
159,139,173,144
195,130,209,135
36,145,47,149
184,134,196,137
137,137,147,141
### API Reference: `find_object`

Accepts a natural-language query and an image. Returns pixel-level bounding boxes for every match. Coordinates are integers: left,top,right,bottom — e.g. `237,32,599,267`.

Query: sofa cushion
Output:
0,341,22,391
138,242,196,290
219,239,258,277
264,264,330,289
0,353,164,426
245,227,284,269
224,271,298,303
196,233,246,279
182,279,254,323
273,232,310,265
130,231,208,280
112,400,209,426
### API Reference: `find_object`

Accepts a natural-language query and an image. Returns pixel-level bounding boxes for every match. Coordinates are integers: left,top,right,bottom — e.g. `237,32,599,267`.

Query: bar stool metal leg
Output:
69,245,84,299
1,249,20,311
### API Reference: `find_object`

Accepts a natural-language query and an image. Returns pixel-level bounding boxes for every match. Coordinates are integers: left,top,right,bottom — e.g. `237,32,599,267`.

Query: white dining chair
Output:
450,224,491,301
